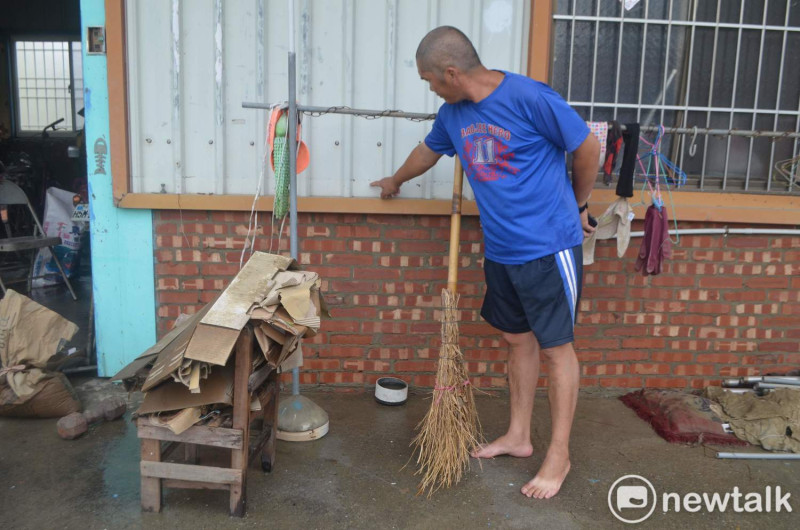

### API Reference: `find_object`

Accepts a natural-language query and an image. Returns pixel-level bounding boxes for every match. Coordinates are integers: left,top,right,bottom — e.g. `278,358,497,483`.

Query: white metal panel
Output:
127,0,528,199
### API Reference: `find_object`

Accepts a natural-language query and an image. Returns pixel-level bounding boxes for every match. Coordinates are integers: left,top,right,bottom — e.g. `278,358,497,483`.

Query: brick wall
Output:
153,210,800,390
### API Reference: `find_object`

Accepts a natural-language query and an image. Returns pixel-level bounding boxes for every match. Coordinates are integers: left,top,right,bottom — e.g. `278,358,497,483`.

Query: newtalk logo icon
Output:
608,475,793,524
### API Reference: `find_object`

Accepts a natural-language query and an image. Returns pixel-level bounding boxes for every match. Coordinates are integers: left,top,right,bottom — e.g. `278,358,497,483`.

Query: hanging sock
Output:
616,123,640,198
603,121,623,185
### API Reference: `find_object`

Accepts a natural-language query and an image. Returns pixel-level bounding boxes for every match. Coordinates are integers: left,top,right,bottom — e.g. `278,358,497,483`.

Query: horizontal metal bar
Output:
552,15,800,33
242,102,436,121
717,452,800,460
630,125,800,139
570,102,800,117
245,102,799,139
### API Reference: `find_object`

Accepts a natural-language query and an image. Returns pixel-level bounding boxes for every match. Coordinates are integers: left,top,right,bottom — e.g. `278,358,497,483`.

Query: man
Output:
371,26,599,500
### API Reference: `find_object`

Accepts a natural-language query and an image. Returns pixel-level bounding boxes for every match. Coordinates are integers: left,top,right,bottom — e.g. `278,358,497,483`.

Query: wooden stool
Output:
138,326,279,516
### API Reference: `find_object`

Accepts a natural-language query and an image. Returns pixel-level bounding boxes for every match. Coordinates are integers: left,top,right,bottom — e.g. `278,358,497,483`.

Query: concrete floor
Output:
1,382,798,530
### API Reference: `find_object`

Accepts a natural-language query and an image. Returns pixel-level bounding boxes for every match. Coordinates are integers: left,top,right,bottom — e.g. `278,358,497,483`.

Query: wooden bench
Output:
138,326,279,516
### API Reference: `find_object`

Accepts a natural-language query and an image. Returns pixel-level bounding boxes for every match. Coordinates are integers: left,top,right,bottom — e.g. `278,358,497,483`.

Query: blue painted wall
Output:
81,0,156,376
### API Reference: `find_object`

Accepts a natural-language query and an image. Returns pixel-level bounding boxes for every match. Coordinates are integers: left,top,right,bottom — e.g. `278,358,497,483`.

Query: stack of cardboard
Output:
114,252,327,434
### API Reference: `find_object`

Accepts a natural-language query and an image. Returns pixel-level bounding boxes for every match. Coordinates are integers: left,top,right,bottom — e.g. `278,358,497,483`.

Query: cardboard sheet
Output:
201,253,294,330
141,303,214,392
183,323,241,366
138,364,234,415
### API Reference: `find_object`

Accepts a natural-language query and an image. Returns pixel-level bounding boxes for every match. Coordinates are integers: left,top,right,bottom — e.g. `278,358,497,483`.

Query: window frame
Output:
10,35,84,137
105,0,800,225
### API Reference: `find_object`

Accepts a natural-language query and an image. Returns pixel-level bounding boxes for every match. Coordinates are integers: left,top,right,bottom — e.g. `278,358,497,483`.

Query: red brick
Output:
621,338,666,349
723,291,767,302
156,223,178,235
302,240,348,252
316,346,367,358
362,322,408,334
698,277,743,289
630,363,670,375
328,280,380,293
155,263,199,276
201,263,240,276
329,334,373,345
686,303,731,314
343,360,391,372
758,342,800,352
158,291,203,304
354,268,401,280
157,278,179,290
385,228,431,239
725,237,770,248
330,307,378,320
672,364,716,376
325,253,374,266
670,315,714,326
318,372,365,384
599,377,642,388
644,377,688,388
745,276,790,289
395,360,437,372
159,210,207,221
605,351,650,362
651,276,696,288
583,364,625,376
397,241,449,253
651,352,694,362
304,359,341,370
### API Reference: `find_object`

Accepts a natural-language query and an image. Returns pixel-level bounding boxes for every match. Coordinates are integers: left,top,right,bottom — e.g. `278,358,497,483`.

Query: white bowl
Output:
375,377,408,406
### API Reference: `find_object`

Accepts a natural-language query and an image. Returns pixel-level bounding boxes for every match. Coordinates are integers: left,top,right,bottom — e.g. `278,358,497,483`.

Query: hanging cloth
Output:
582,197,635,266
586,121,609,171
634,204,672,276
603,121,623,185
616,123,640,198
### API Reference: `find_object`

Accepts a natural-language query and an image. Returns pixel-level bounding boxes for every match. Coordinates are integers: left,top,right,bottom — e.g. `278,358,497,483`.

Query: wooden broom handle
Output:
447,157,464,292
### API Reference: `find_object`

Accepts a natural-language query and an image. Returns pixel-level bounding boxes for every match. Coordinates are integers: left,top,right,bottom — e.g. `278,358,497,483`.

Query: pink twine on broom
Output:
433,379,471,404
0,364,26,377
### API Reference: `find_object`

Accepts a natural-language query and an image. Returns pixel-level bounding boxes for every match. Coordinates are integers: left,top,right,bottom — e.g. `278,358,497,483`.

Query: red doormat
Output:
620,389,749,446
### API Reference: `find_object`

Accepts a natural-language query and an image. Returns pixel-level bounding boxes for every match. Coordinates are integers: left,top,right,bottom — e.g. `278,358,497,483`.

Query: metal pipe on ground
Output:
717,452,800,460
755,383,800,390
761,376,800,386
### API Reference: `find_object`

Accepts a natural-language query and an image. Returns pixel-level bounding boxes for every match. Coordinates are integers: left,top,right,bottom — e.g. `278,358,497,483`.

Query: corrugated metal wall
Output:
126,0,528,199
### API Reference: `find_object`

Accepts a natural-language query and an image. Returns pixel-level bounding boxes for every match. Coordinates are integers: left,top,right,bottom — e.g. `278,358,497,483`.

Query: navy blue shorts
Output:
480,245,583,349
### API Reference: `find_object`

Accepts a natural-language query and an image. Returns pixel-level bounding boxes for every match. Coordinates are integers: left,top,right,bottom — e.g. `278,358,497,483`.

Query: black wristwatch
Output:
578,202,589,214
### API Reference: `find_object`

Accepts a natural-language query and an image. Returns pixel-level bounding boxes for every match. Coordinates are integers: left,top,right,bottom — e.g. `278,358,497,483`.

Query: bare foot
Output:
521,448,571,499
470,434,533,459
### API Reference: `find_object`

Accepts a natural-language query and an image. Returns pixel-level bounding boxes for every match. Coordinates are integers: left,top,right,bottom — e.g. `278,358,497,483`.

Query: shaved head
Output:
416,26,482,76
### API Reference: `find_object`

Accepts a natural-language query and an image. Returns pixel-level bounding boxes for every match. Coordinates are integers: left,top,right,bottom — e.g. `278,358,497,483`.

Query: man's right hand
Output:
370,176,401,199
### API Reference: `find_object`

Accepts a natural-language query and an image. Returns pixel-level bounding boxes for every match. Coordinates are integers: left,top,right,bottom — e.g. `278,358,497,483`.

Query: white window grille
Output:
552,0,800,193
13,40,84,134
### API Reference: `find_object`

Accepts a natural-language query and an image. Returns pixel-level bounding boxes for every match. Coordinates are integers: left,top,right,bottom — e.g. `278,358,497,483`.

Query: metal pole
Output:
717,452,800,460
288,0,300,397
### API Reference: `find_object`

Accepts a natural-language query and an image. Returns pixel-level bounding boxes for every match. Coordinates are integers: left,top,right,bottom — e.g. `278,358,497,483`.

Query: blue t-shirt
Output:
425,72,589,264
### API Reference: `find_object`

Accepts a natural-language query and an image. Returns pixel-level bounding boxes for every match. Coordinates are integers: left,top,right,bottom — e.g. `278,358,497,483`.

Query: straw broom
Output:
410,158,483,497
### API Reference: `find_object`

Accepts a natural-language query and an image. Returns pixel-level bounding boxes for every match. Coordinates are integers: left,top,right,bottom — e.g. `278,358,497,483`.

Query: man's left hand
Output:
580,209,596,238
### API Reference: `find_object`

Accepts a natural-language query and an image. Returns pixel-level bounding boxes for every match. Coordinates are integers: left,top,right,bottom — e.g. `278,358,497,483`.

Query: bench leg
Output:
261,370,279,472
229,327,252,517
140,438,162,512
